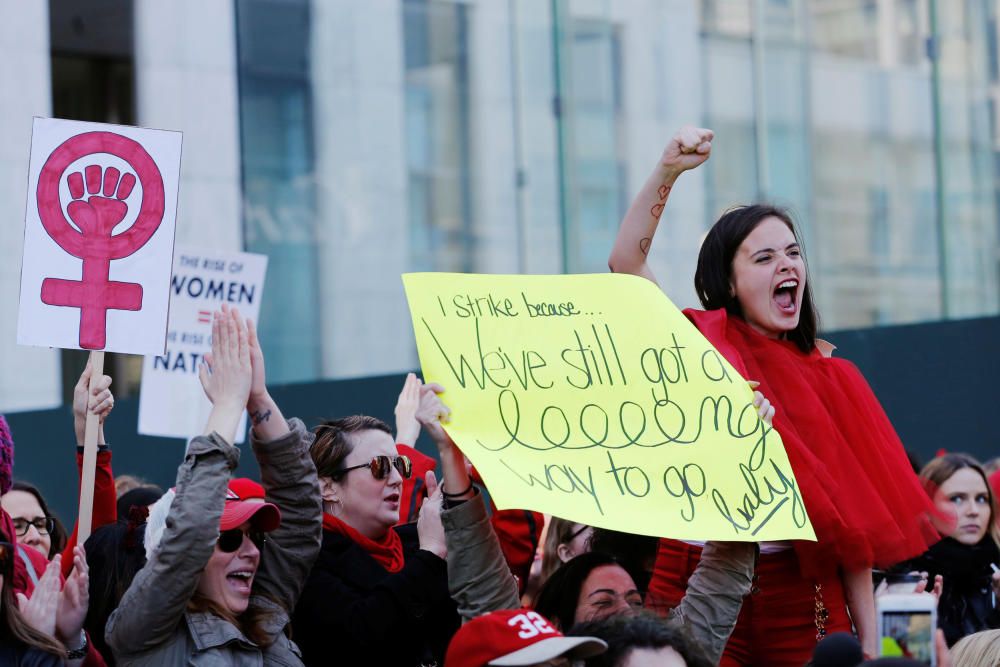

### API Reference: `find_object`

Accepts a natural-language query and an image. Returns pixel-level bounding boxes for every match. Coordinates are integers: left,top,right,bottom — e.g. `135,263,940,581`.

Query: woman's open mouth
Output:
773,279,799,314
227,569,255,595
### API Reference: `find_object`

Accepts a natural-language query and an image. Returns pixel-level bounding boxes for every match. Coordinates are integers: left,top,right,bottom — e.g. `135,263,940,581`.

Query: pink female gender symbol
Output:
36,131,165,349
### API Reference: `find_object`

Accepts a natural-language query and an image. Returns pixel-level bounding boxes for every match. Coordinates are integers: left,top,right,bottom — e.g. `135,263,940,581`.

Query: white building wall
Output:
133,0,243,252
616,0,707,309
0,2,61,412
310,0,413,378
468,0,522,274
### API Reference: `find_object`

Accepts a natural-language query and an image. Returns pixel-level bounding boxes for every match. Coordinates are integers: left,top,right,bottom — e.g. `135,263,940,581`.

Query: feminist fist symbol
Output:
36,132,165,349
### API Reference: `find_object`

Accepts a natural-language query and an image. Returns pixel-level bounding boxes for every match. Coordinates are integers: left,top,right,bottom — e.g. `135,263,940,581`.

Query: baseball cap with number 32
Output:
445,608,607,667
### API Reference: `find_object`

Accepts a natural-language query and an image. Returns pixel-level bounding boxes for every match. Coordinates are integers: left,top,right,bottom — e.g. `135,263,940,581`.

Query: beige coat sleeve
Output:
441,490,521,621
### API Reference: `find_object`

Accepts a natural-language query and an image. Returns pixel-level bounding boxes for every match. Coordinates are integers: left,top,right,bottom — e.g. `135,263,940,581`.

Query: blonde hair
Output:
115,474,147,498
540,517,590,584
949,629,1000,665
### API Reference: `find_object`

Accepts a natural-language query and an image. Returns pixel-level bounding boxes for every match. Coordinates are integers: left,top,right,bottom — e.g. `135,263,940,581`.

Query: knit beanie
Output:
0,416,14,495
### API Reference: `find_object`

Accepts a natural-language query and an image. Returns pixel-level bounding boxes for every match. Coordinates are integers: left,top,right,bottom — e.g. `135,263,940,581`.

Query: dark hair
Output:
310,415,393,481
570,611,712,667
807,631,863,667
694,204,819,353
0,527,66,658
534,552,637,631
8,481,67,559
84,508,151,664
588,529,658,594
115,485,163,522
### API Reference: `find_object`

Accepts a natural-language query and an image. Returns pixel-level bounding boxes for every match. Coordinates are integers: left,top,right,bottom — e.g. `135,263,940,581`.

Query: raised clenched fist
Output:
660,125,714,177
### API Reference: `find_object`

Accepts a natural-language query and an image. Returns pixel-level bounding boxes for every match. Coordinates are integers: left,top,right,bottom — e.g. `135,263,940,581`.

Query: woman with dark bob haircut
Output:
609,125,938,665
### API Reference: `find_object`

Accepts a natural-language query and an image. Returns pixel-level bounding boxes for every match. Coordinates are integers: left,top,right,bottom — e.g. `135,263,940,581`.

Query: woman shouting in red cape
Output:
608,125,939,665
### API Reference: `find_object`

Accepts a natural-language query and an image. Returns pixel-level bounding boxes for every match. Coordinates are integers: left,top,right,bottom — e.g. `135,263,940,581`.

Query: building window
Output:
403,0,474,273
235,0,321,384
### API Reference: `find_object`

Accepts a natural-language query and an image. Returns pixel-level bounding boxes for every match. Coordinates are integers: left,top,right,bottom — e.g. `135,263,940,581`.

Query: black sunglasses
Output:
335,455,412,481
12,517,55,538
217,528,267,553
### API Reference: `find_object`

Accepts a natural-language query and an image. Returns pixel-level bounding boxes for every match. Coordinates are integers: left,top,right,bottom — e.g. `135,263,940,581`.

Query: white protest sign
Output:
17,117,182,354
138,249,268,442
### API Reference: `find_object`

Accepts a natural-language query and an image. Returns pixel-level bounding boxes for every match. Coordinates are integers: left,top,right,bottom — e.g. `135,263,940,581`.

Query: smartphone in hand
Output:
877,593,938,666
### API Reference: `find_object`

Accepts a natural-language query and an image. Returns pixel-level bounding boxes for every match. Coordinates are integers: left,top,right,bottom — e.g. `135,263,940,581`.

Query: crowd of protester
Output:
0,127,996,666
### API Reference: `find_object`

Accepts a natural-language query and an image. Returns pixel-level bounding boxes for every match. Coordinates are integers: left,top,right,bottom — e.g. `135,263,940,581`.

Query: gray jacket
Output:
107,419,322,666
441,493,753,665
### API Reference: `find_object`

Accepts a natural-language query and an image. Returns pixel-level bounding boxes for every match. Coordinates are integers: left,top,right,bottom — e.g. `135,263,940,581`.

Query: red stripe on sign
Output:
198,310,211,323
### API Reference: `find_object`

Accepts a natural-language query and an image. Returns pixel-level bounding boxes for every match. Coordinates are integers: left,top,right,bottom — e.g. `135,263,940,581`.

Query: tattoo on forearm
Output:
650,184,671,218
251,409,272,426
639,237,651,256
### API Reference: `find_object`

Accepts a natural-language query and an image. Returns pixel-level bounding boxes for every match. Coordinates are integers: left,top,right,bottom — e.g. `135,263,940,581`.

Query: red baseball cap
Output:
228,477,266,501
445,609,606,667
221,480,280,532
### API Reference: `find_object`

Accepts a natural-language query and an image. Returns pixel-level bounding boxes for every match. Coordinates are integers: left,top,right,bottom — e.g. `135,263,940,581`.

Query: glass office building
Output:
236,0,999,385
0,0,997,408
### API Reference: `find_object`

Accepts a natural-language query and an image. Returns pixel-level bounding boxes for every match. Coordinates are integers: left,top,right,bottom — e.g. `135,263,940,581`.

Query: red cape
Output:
686,308,938,573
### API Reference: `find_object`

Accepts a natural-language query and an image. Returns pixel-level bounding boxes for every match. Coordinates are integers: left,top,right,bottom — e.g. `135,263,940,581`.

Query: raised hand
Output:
609,124,713,284
56,546,89,645
417,471,447,559
72,363,114,446
244,316,290,440
415,382,451,445
394,373,423,447
199,305,252,410
415,383,472,499
246,317,268,403
660,125,713,178
17,554,62,637
199,305,253,440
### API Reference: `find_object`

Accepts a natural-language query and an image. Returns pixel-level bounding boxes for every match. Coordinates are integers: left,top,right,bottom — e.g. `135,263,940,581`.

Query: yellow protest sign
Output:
402,272,815,541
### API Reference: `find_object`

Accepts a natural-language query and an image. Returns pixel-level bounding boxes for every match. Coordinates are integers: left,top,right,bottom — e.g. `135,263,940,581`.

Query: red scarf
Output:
323,513,405,573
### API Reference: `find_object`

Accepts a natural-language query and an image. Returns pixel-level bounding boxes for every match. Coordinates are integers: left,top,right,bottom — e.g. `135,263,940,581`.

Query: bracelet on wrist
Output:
65,631,88,659
441,480,474,498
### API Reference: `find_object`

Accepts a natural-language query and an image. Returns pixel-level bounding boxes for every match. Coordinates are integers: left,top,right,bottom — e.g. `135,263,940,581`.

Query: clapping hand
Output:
199,305,253,441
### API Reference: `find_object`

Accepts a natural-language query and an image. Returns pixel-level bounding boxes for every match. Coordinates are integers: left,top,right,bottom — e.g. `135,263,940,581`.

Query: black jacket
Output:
0,642,63,667
292,523,459,667
903,537,1000,646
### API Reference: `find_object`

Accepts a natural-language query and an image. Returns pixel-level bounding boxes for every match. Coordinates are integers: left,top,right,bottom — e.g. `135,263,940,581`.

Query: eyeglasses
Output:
12,517,55,538
217,528,267,553
335,455,412,481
